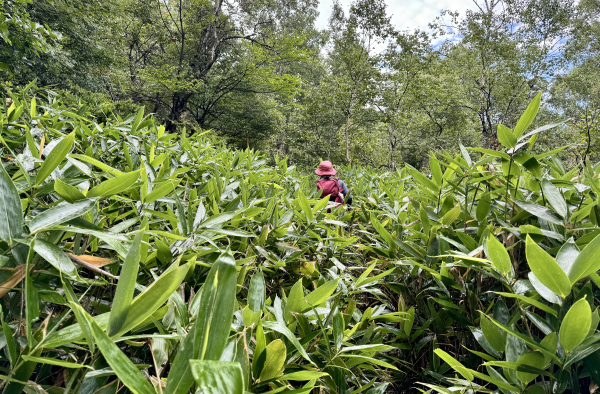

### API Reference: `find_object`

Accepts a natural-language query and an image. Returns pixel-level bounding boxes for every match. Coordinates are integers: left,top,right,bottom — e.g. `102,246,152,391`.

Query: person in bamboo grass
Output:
314,161,352,206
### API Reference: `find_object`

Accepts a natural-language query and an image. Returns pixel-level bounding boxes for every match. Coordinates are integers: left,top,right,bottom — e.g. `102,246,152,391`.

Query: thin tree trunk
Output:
345,88,356,163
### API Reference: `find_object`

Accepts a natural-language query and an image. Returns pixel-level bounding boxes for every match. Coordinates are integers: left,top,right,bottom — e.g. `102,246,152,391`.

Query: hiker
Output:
315,161,353,206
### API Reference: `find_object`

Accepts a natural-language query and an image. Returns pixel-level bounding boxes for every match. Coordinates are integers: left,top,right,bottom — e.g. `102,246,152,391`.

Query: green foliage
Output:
2,82,600,393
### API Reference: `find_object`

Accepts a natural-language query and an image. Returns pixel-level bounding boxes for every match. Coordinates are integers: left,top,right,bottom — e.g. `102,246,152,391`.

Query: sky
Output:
315,0,475,33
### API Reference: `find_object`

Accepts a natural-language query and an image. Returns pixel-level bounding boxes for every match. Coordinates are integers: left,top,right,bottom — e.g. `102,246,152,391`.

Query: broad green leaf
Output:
497,124,517,149
297,189,313,223
33,239,78,278
429,152,443,185
556,238,579,277
440,204,461,226
253,321,267,378
30,97,36,118
54,178,86,203
276,371,330,381
406,164,439,193
0,163,24,245
108,232,143,336
333,306,344,351
459,141,472,167
486,234,512,276
513,200,564,225
144,180,176,204
74,303,156,394
21,355,92,369
42,312,109,348
516,351,545,384
525,235,570,298
62,279,95,353
70,154,122,175
495,292,557,316
87,170,141,198
476,193,491,222
248,270,265,312
262,321,314,365
514,92,542,139
305,278,339,307
166,253,237,394
469,369,520,392
567,234,600,284
434,349,473,381
28,199,96,233
196,211,237,229
36,132,75,186
480,313,505,353
541,179,567,217
115,263,190,337
130,107,145,134
285,279,309,322
189,360,243,394
559,298,592,353
259,339,286,381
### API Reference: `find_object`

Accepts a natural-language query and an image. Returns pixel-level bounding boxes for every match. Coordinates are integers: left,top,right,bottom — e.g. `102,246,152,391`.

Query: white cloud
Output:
316,0,474,33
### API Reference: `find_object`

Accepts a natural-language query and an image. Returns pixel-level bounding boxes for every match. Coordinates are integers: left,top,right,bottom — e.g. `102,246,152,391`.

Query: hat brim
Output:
315,168,336,176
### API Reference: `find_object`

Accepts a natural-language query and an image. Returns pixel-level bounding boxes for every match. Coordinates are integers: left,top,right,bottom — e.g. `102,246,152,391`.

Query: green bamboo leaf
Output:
25,129,38,157
476,193,491,222
0,163,23,245
459,141,472,167
297,189,313,223
525,235,571,298
514,92,542,139
567,234,600,284
74,303,156,394
69,154,123,175
429,152,443,185
486,234,512,276
285,279,309,323
21,355,92,369
54,178,86,203
406,164,439,193
516,351,545,384
189,360,243,394
494,292,557,317
107,232,143,336
559,298,592,353
305,278,339,307
434,349,473,381
144,180,176,204
440,204,461,226
333,306,344,351
87,170,141,198
166,253,237,394
33,239,78,278
259,339,286,381
28,198,96,233
36,132,75,186
262,321,314,365
2,321,16,367
62,279,95,353
115,263,190,338
130,107,145,134
497,124,517,149
248,270,265,312
541,179,567,217
480,313,505,353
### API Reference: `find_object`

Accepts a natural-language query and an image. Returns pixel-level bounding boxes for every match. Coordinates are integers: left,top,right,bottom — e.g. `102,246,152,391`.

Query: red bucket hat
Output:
315,161,337,176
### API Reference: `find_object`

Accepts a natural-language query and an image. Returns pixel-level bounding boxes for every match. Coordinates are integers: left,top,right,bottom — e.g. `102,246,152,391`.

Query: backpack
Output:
316,177,344,205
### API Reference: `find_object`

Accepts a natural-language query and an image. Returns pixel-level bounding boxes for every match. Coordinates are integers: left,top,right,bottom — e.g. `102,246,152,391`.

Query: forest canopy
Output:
2,0,599,169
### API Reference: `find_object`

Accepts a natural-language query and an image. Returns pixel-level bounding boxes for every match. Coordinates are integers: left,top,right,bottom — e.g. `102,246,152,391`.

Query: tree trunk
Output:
344,88,356,163
388,124,396,170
